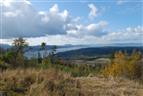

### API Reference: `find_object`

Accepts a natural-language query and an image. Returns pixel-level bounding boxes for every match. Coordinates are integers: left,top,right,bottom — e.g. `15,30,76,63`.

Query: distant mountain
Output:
0,44,86,50
106,43,143,47
1,44,143,59
57,46,143,59
0,44,11,49
25,44,87,52
86,43,143,47
0,43,142,50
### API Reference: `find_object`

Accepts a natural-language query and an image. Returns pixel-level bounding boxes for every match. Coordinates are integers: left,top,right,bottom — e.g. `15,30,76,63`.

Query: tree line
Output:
0,37,57,69
0,37,143,80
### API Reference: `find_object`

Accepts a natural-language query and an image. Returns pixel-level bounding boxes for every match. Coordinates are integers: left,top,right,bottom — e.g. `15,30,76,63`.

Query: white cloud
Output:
0,0,13,7
1,26,142,46
60,10,69,21
38,11,45,15
1,2,72,38
23,0,31,5
49,4,59,13
3,11,18,17
86,21,107,32
38,11,49,23
1,1,108,39
0,0,31,7
88,4,98,20
102,26,143,43
0,0,142,45
66,21,108,37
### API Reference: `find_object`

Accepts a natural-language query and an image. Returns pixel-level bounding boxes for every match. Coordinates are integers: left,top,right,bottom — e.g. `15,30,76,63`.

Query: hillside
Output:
0,69,142,96
57,47,143,59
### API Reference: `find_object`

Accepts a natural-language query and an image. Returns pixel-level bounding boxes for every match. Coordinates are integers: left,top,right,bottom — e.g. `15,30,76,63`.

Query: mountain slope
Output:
57,47,143,59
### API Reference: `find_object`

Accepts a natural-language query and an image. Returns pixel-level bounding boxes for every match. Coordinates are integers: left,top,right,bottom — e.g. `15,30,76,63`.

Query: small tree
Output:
13,37,28,53
12,37,28,67
40,42,47,58
41,42,46,50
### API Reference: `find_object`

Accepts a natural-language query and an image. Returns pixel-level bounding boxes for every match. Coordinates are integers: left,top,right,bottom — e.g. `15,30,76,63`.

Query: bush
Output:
0,68,80,96
102,50,142,79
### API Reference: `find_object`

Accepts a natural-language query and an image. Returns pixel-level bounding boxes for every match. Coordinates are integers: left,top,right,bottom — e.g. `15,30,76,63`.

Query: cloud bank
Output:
1,0,106,39
0,0,142,45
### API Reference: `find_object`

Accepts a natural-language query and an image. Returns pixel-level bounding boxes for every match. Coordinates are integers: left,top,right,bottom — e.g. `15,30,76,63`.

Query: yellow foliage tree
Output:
102,50,142,79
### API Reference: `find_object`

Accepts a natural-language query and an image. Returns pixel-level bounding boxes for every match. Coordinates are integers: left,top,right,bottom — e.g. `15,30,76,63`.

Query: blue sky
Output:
31,0,142,29
0,0,143,45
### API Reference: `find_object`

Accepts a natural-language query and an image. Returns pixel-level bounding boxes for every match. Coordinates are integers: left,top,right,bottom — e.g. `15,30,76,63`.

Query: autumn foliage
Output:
102,50,142,79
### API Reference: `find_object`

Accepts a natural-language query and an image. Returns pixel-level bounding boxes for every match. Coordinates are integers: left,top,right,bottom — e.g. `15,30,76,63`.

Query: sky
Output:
0,0,143,46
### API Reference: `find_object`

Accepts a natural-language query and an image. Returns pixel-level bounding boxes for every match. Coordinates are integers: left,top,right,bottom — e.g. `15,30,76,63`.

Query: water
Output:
25,46,86,59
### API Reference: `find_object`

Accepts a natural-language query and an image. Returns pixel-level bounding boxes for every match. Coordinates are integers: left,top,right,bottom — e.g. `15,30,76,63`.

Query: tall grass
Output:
0,68,142,96
0,68,80,96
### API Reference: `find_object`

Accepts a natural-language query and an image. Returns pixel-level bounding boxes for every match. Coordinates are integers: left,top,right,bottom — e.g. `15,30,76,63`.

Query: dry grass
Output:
76,76,143,96
0,69,142,96
0,68,79,96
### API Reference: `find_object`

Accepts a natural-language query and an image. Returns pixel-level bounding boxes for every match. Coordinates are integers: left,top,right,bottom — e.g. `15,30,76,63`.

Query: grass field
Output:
0,68,142,96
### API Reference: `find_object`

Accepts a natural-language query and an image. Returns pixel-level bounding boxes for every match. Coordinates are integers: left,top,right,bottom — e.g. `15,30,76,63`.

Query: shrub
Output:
0,68,81,96
102,50,142,79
